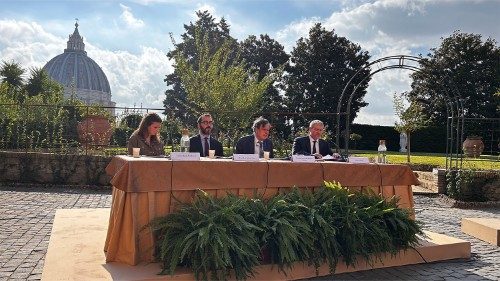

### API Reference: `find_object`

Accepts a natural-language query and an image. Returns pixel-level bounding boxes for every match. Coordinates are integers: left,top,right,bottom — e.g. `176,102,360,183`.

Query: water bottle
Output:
180,129,190,152
377,140,387,164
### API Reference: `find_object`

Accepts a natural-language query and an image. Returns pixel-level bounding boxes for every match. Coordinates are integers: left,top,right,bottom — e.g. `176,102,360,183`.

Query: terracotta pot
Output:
77,115,113,148
462,136,484,157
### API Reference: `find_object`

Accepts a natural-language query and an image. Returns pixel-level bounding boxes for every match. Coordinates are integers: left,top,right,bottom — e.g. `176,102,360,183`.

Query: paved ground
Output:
0,185,499,281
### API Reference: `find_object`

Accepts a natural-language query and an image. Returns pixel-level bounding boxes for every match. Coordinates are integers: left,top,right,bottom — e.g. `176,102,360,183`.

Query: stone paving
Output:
0,185,499,281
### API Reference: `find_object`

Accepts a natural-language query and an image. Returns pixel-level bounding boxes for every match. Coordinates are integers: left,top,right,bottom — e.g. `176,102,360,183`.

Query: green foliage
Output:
409,31,500,125
164,10,237,126
393,93,430,162
120,113,142,129
150,182,423,280
282,23,371,132
149,191,262,281
446,169,489,201
173,28,277,144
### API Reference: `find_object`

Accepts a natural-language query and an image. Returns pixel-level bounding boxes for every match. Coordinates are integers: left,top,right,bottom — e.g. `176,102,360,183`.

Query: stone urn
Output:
462,136,484,158
77,115,113,148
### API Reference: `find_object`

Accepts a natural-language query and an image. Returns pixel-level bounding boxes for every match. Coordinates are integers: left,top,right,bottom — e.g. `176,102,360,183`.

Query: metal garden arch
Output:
334,55,466,170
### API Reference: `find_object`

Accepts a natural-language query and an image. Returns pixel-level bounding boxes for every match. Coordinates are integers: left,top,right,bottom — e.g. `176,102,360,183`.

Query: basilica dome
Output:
43,22,115,107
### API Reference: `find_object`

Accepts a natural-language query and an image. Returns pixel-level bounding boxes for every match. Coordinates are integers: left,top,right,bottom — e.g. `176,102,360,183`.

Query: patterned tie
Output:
258,141,264,158
204,137,209,156
312,140,317,154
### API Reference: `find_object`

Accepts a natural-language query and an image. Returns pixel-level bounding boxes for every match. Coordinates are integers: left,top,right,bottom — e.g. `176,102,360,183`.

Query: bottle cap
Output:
181,128,189,135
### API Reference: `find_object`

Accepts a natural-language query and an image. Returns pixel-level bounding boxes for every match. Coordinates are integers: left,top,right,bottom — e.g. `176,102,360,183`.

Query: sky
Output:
0,0,499,126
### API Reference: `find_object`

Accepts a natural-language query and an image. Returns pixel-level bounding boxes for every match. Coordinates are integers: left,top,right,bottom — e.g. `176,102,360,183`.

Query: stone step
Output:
462,218,500,246
416,178,438,193
415,171,435,181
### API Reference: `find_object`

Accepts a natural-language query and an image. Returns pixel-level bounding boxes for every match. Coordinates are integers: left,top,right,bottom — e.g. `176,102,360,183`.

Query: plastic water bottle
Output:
180,129,190,152
377,140,387,164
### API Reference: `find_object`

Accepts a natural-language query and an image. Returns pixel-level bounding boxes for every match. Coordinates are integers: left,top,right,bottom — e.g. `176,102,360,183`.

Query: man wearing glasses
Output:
235,116,274,158
189,113,224,157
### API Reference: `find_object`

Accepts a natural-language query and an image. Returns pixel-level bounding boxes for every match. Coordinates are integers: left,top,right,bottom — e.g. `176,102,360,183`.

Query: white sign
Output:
170,152,200,161
292,155,315,163
348,156,370,164
233,154,260,162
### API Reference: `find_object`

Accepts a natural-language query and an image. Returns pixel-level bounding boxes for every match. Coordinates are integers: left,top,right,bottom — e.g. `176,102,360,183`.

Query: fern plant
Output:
150,182,424,281
149,190,261,281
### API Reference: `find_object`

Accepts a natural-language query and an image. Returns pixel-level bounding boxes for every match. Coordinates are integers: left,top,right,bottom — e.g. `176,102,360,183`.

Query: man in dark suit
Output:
189,113,224,157
292,120,332,159
235,116,274,158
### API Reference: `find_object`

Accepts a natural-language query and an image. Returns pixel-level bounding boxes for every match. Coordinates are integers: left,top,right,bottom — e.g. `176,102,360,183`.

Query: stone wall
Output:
435,168,500,201
0,151,112,186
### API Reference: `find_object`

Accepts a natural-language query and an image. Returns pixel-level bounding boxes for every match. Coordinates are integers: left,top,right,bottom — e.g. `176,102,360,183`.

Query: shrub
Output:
149,183,423,281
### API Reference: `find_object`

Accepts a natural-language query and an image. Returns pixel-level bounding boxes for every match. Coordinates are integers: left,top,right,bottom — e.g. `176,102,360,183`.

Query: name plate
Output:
170,152,200,161
292,155,315,163
233,154,260,162
348,156,370,164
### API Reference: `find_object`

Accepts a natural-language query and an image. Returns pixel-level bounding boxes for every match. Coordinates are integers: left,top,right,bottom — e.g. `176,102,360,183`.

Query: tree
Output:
282,23,371,137
393,93,429,163
173,30,276,147
0,61,24,88
408,32,500,125
164,11,237,126
24,67,63,102
1,61,26,103
240,34,290,139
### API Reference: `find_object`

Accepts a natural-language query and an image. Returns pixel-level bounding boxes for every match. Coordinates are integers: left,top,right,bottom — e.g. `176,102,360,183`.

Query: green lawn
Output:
103,146,499,170
352,150,500,170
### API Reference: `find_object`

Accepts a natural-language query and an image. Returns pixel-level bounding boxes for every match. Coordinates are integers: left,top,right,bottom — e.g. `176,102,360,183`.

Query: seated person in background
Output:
292,120,332,159
189,113,224,157
235,116,274,158
127,113,164,156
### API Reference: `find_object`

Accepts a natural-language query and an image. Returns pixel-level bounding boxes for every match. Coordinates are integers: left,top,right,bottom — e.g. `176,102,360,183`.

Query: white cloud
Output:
0,20,63,76
88,44,172,109
191,3,217,19
276,17,320,53
274,0,500,125
119,4,145,29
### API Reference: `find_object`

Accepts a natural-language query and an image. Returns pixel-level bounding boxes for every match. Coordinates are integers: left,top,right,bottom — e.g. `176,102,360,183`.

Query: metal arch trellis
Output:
334,55,466,170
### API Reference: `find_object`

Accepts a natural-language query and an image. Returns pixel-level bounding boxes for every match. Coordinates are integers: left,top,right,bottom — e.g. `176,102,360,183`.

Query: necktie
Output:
312,140,317,154
204,137,209,156
258,141,264,158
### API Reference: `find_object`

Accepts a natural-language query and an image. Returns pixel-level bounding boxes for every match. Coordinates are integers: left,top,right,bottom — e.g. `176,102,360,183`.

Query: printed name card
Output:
348,156,370,164
233,154,260,162
170,152,200,161
291,155,315,163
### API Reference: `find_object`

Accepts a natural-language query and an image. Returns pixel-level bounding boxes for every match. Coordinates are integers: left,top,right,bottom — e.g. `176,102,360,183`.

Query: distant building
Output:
43,22,115,109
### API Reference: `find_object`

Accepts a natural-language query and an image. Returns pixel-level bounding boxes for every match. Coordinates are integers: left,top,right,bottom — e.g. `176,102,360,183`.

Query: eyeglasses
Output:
200,121,213,125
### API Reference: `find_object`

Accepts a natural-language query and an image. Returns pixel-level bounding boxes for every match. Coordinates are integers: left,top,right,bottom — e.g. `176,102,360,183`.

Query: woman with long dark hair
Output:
127,112,164,156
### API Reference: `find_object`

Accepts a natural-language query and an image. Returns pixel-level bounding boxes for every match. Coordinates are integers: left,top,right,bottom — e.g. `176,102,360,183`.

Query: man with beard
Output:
189,113,224,157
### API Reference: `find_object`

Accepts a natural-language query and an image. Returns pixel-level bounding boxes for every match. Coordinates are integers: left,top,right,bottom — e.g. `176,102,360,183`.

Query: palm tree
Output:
0,61,25,88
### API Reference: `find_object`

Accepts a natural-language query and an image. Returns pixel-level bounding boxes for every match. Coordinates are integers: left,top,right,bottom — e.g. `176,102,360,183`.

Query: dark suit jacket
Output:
235,134,274,158
292,136,332,156
189,134,224,157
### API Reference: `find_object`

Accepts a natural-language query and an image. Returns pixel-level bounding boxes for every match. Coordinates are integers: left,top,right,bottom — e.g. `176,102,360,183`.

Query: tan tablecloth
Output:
104,155,419,265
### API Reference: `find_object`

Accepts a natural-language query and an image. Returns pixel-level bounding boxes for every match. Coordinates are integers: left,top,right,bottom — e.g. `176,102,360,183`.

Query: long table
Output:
104,156,419,265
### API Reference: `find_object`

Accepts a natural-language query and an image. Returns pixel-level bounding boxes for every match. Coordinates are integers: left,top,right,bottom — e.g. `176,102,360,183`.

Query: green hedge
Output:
149,182,423,281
